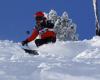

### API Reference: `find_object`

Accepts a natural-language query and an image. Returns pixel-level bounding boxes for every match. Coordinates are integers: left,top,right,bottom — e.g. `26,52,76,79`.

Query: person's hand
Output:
21,40,28,46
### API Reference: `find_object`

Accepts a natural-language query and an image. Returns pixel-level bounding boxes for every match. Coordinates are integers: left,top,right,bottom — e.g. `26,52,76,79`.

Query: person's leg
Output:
50,37,56,43
35,39,44,47
41,37,56,44
35,37,56,47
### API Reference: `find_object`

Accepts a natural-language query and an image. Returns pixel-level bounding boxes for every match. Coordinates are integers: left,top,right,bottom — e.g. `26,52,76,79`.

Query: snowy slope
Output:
0,36,100,80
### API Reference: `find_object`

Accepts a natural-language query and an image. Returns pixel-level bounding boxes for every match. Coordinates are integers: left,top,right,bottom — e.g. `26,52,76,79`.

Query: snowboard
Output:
23,48,39,55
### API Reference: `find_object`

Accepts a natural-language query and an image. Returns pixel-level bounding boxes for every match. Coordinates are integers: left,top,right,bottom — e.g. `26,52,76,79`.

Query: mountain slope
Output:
0,36,100,80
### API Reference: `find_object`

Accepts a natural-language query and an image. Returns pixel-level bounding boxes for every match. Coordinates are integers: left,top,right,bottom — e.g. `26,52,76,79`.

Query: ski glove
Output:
21,40,28,46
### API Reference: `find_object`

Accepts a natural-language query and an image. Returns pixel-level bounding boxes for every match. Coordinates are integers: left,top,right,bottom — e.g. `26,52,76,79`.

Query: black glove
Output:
21,40,28,46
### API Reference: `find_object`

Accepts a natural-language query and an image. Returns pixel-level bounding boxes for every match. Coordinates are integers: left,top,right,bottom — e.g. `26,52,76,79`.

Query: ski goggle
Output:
35,16,43,21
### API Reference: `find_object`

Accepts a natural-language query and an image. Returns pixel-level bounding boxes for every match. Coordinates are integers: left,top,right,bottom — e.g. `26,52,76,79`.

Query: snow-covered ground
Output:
0,36,100,80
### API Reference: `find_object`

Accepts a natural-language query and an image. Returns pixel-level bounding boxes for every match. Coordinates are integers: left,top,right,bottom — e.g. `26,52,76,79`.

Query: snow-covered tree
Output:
47,10,58,23
65,23,78,41
54,17,62,40
47,10,78,41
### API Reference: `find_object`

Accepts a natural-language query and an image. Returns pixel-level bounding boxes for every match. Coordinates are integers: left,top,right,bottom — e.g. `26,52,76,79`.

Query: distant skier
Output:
22,11,56,47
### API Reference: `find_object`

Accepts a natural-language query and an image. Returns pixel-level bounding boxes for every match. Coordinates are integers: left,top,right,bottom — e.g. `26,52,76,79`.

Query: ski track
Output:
0,36,100,80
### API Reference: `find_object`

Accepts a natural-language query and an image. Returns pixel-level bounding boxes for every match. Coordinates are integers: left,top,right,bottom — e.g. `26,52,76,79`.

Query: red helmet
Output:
35,11,44,17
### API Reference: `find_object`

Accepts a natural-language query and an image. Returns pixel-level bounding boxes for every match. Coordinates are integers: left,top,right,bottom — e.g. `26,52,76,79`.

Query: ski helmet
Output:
35,11,44,17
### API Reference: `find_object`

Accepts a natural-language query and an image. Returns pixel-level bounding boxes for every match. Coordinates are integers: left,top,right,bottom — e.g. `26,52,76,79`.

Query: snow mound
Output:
0,36,100,63
73,36,100,64
0,36,100,80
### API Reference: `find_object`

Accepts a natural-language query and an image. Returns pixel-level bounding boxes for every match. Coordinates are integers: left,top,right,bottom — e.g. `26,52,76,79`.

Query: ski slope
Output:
0,36,100,80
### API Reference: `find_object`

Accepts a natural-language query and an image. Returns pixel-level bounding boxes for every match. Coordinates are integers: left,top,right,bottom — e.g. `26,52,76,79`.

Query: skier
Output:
22,11,56,47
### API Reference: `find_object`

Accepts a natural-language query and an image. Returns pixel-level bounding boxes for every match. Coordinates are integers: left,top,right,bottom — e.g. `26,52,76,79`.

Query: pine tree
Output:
47,10,78,41
47,10,58,23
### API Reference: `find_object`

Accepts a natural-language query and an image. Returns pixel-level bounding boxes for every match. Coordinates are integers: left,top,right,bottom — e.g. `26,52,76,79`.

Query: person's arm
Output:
27,28,39,42
21,28,39,46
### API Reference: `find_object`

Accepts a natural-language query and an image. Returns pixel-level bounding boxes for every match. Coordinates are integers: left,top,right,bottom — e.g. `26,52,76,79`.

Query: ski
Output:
23,48,39,55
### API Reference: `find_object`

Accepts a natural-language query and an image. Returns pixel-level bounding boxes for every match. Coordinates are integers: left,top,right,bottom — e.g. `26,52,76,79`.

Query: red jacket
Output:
26,28,56,42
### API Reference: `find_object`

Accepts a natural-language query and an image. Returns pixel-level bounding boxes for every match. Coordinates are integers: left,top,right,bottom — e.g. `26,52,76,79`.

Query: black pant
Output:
35,37,56,47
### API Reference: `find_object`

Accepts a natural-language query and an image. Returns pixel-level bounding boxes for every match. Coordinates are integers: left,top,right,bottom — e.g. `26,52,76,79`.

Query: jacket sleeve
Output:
26,28,39,42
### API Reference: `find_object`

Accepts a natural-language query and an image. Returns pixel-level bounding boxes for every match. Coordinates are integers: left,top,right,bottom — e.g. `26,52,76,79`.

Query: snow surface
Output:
0,36,100,80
